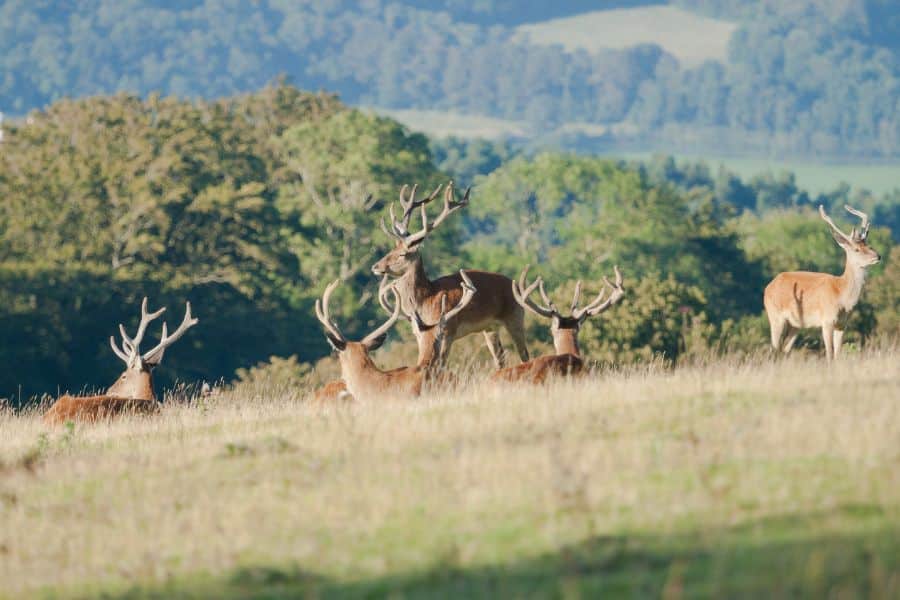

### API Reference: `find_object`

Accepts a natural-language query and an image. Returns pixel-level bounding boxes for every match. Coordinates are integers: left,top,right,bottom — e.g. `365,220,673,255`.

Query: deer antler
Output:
572,266,624,321
110,297,167,366
819,205,854,244
142,302,199,365
382,184,443,239
315,280,347,345
361,286,403,349
844,205,870,240
387,181,470,247
513,265,625,322
511,265,559,319
413,270,477,330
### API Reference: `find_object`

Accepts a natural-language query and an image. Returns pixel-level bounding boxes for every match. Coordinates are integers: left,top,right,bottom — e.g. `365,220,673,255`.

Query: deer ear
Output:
325,333,346,352
364,332,388,352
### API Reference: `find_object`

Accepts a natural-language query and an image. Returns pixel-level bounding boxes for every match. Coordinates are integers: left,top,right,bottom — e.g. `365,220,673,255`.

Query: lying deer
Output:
314,272,476,400
43,298,199,424
372,182,529,369
491,266,624,384
764,205,881,359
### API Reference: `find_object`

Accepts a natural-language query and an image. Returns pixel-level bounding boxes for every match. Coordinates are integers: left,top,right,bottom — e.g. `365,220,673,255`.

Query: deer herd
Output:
42,181,881,424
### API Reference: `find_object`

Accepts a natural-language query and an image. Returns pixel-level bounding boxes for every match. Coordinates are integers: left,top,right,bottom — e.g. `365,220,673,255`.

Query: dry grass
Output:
1,349,899,597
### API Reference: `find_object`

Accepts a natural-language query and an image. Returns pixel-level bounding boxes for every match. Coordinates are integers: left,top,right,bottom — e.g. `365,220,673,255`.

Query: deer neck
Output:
395,256,434,316
552,329,581,357
412,327,441,368
340,347,389,397
838,257,867,311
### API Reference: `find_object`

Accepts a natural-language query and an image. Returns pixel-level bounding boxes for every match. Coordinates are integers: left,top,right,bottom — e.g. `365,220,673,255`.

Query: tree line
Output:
0,83,897,404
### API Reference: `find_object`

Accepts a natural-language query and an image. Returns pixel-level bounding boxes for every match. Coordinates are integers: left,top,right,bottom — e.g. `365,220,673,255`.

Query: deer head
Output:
371,182,469,277
106,298,199,400
315,279,403,374
512,266,624,357
819,205,881,268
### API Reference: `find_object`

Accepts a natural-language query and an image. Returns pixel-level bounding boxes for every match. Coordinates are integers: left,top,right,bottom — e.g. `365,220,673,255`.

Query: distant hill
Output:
1,0,898,158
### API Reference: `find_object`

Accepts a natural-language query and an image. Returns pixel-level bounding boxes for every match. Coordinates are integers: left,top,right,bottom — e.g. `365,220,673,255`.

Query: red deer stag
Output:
372,182,529,369
491,266,624,384
764,205,881,359
43,298,199,424
314,272,476,400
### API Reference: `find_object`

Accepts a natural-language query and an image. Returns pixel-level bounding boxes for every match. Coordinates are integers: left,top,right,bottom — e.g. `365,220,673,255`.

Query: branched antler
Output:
381,181,470,247
512,265,625,323
109,298,197,367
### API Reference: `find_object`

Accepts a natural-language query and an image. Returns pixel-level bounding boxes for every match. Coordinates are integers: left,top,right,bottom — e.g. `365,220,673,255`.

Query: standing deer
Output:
314,272,476,400
372,182,529,369
764,205,881,359
492,266,625,384
43,298,199,424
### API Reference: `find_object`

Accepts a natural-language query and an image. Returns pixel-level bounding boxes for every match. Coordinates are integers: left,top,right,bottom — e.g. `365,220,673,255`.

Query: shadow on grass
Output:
100,509,900,599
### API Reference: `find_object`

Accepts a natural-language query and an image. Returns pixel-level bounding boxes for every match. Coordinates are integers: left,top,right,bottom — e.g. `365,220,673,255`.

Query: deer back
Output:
43,394,159,425
490,354,584,385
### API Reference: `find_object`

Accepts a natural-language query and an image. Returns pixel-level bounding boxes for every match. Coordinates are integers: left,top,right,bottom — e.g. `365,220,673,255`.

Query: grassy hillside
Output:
2,350,899,597
515,6,736,67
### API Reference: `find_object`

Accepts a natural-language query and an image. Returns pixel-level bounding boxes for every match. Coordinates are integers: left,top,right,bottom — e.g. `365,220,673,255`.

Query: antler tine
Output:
429,180,469,231
511,265,558,319
570,280,583,314
119,297,166,360
844,205,870,239
142,302,199,364
377,274,409,322
537,279,560,315
440,270,477,323
380,215,405,242
576,266,625,320
361,285,402,347
399,183,442,226
819,205,853,243
109,336,130,364
314,280,346,343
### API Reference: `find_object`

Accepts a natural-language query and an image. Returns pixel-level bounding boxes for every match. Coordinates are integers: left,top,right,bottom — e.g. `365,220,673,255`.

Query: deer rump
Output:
42,394,159,425
491,354,584,385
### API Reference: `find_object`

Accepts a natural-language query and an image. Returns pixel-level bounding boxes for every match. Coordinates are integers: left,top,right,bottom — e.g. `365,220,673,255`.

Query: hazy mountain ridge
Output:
1,0,898,157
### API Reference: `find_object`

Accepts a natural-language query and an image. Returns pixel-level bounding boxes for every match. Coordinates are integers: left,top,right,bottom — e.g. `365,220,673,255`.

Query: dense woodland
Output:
1,83,898,403
2,0,899,157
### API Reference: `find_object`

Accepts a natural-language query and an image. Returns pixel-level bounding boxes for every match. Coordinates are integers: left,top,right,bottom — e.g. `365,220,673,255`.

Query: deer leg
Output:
822,322,835,360
483,330,507,369
832,329,845,358
768,315,786,352
505,309,530,363
782,325,799,354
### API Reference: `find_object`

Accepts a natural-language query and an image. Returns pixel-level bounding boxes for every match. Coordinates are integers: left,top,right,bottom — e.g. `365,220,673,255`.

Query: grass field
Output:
2,350,900,598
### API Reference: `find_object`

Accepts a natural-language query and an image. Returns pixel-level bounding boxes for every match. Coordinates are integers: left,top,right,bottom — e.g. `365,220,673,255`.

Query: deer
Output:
314,271,476,401
372,182,529,370
491,265,625,384
43,298,199,424
309,275,413,403
764,205,881,360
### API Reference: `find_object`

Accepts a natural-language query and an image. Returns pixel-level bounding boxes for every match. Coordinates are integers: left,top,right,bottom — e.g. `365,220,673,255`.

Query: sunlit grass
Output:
1,349,899,597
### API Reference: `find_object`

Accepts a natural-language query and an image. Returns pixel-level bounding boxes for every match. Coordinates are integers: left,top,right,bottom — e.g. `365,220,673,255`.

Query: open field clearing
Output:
2,350,900,597
619,152,900,196
514,6,737,67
